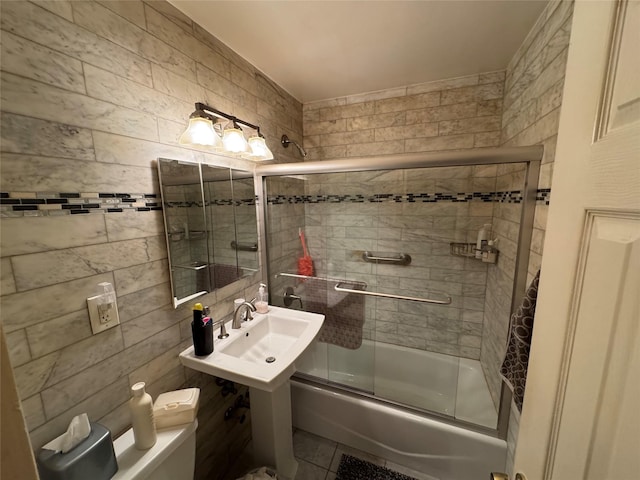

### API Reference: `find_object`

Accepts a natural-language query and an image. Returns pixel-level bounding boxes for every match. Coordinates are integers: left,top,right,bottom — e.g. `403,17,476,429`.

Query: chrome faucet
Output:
232,301,256,329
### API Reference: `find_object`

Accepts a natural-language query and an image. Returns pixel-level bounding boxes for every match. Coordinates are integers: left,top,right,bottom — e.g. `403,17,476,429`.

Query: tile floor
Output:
225,428,438,480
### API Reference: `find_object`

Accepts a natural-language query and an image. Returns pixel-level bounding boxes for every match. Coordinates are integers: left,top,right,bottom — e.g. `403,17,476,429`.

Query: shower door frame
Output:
255,146,542,439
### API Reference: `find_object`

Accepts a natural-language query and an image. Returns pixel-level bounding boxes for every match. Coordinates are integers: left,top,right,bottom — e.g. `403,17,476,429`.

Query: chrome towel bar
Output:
172,261,208,271
362,251,411,265
276,272,451,305
334,282,451,305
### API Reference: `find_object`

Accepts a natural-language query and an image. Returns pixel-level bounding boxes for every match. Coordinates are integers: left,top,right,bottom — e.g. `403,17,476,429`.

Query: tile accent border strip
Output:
0,191,258,217
0,189,551,218
164,197,256,208
0,191,160,217
267,189,551,206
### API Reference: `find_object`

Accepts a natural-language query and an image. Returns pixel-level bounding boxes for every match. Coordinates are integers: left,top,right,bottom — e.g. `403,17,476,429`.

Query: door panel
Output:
514,0,640,478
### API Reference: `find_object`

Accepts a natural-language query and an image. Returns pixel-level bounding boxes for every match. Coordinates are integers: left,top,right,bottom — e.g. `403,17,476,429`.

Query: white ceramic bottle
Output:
255,283,269,313
129,382,157,449
475,223,492,259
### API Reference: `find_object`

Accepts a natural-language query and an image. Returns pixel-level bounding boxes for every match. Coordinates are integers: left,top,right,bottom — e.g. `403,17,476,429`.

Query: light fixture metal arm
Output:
181,102,273,160
195,102,262,135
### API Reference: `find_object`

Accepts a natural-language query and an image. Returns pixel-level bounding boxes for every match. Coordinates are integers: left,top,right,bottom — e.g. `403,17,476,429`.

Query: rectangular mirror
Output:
158,158,258,307
230,169,259,273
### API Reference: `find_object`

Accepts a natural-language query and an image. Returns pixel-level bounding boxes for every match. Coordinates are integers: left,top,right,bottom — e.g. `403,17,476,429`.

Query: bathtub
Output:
291,340,506,480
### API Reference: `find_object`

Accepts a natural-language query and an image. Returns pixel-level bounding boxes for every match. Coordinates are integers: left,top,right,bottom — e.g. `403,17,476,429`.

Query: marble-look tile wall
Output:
303,71,505,160
299,72,507,359
231,176,260,272
480,0,574,473
267,165,506,360
265,176,307,306
266,182,546,365
0,2,302,478
482,0,573,406
206,176,240,268
164,182,207,299
481,166,527,408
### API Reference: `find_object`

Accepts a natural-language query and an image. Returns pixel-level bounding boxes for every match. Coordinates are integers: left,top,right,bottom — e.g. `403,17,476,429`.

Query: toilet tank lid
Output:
112,419,197,480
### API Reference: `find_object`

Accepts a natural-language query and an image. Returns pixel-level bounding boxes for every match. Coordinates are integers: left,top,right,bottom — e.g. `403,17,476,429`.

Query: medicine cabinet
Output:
158,158,258,307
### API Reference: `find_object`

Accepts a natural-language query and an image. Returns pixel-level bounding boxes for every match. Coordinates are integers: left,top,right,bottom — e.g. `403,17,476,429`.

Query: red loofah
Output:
298,229,314,277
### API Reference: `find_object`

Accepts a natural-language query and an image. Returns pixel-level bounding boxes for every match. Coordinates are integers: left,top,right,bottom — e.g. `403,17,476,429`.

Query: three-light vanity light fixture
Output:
179,102,274,161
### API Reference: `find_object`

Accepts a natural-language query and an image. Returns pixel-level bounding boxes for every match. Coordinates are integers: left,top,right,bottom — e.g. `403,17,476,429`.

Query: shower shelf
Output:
449,242,499,264
449,242,477,258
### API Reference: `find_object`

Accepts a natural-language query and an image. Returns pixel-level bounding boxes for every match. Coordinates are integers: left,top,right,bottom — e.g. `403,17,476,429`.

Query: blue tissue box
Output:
36,423,117,480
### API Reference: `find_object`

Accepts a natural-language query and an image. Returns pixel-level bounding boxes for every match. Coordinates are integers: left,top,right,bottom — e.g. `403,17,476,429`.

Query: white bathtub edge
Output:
291,380,506,480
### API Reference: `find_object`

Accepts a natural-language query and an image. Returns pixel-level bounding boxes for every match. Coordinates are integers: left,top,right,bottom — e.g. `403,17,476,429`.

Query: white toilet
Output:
111,420,197,480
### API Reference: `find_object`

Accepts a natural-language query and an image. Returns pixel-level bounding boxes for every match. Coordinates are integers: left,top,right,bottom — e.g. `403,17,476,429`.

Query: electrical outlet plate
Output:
87,295,120,334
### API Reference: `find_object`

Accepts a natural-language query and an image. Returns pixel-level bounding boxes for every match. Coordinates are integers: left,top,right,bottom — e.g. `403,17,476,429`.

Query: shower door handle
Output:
334,283,451,305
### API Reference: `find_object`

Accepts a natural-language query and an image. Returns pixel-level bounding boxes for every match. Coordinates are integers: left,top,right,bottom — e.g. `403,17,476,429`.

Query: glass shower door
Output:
264,160,531,431
265,172,377,393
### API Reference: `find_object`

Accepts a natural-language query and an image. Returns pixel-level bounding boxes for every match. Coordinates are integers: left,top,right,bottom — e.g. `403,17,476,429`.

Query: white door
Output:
513,0,640,479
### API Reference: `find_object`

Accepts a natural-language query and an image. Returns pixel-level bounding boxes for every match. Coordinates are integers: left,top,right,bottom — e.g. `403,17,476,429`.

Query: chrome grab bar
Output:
362,251,411,265
334,282,451,305
231,240,258,252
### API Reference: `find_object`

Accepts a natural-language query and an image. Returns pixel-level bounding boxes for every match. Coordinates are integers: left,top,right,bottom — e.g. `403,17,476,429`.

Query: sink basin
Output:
219,313,309,362
179,306,324,392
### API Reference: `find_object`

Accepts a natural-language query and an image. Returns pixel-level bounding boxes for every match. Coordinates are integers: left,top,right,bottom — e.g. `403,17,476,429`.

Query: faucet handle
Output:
211,318,229,339
217,320,229,339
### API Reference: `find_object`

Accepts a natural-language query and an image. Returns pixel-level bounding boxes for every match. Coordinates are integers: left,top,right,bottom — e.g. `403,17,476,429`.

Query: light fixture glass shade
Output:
247,136,270,160
240,142,254,160
263,144,274,161
222,127,247,153
179,116,221,147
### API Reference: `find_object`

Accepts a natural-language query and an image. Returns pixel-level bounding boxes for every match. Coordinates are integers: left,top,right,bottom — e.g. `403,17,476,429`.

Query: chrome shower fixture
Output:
281,134,307,157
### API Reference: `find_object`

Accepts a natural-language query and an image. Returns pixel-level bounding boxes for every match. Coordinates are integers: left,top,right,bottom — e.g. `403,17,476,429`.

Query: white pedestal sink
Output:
179,306,324,479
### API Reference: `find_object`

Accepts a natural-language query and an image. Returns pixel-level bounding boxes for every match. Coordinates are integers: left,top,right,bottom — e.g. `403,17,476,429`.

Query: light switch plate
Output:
87,295,120,334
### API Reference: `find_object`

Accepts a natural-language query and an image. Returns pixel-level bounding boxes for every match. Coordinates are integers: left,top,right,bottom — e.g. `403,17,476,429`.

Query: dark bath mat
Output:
336,454,420,480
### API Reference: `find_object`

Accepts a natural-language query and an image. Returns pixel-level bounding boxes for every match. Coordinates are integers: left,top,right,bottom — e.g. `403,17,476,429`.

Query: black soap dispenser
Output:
191,302,213,356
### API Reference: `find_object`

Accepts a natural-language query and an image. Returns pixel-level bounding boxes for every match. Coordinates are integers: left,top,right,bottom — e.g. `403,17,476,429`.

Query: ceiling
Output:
170,1,548,103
